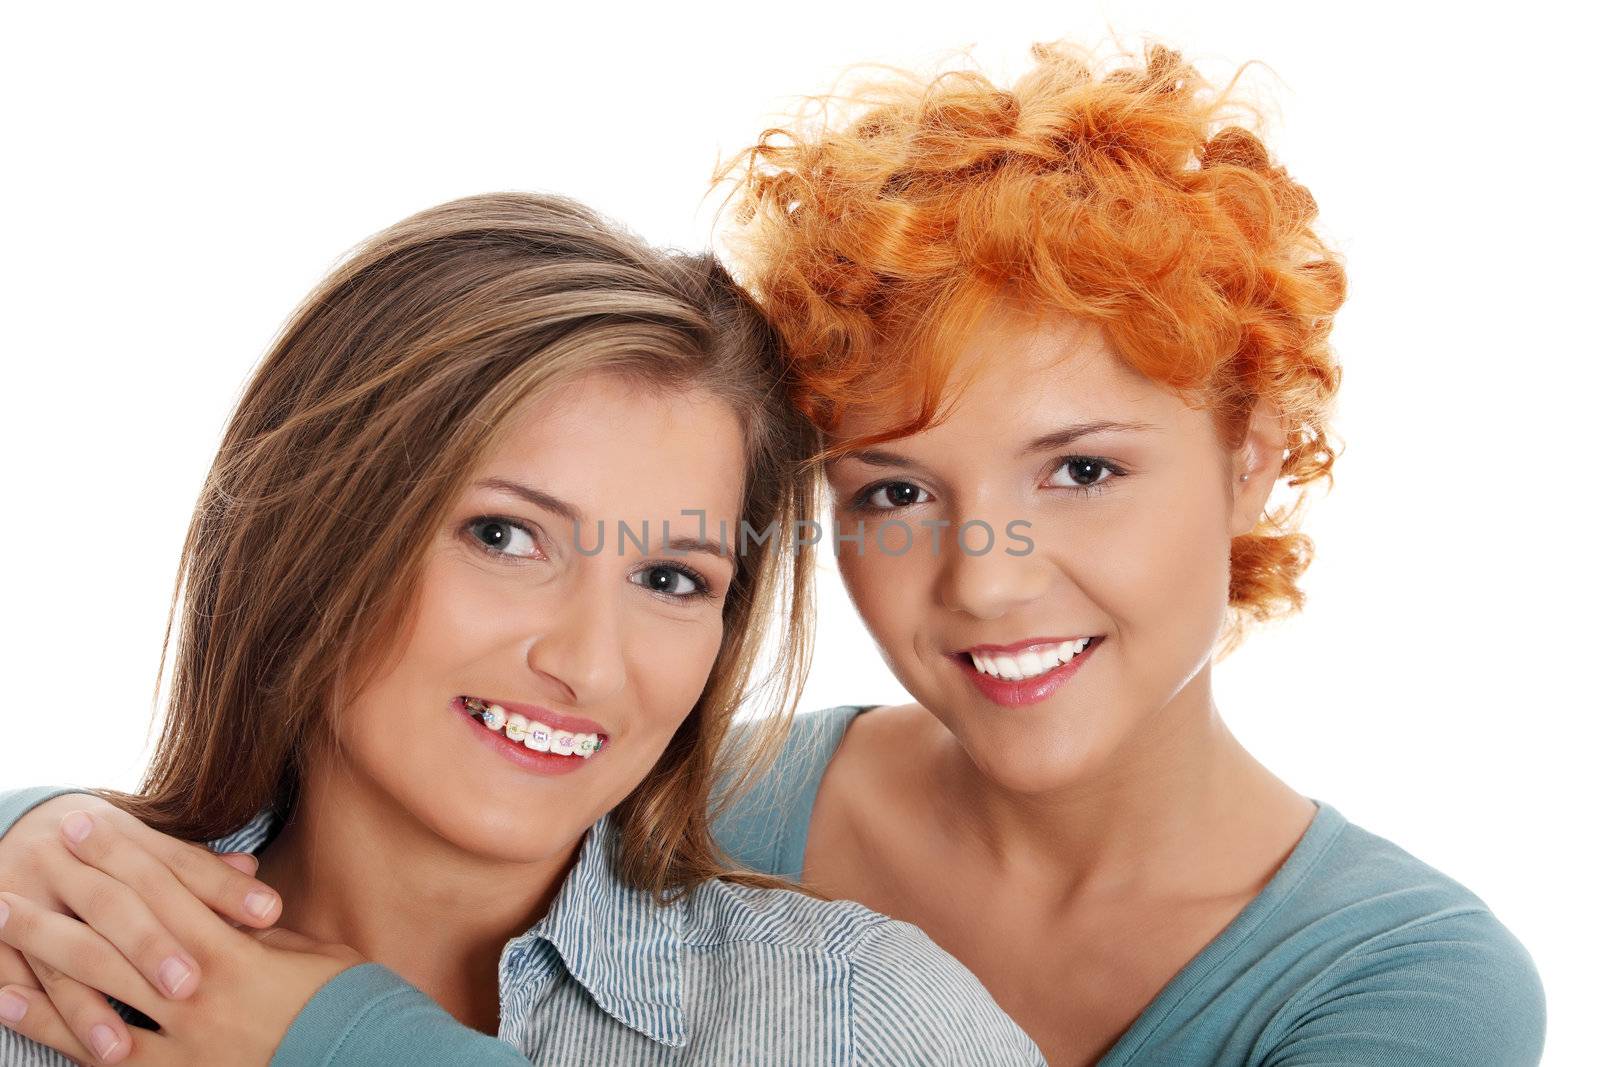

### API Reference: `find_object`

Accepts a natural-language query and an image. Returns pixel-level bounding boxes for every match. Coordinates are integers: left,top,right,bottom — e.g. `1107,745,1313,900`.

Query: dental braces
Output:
464,696,605,753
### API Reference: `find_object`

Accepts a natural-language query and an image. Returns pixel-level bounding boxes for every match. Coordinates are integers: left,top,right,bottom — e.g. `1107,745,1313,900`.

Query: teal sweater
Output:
0,706,1546,1064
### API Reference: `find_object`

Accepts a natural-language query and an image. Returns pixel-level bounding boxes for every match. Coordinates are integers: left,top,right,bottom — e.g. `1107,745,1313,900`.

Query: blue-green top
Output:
713,704,1547,1066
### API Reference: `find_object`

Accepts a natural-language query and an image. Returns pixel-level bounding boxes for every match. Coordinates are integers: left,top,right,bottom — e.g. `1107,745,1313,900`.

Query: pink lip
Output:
466,697,609,739
948,636,1102,707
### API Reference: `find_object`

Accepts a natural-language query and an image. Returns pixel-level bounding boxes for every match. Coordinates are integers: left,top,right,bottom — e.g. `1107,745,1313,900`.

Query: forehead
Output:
832,304,1181,452
483,371,745,525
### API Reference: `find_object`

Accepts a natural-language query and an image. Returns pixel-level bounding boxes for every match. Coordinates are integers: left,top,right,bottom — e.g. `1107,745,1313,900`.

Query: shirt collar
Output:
209,808,688,1049
522,813,688,1048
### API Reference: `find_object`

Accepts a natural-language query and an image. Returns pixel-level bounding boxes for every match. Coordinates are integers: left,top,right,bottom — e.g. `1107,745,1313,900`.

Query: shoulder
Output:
811,701,947,817
711,705,874,878
845,919,1045,1066
681,874,892,954
822,702,938,775
1267,810,1545,1064
680,883,1042,1065
723,704,871,791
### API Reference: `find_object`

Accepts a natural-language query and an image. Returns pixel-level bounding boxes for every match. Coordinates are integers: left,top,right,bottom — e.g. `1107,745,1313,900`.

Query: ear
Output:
1228,400,1287,537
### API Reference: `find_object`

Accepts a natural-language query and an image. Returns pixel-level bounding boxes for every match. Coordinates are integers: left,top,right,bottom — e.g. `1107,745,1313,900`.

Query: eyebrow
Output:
476,478,736,565
474,478,584,525
834,420,1158,470
664,534,737,565
1020,420,1158,455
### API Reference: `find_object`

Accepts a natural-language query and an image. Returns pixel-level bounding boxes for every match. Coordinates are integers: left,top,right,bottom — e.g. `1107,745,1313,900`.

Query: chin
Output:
407,783,591,864
927,681,1121,795
964,731,1107,795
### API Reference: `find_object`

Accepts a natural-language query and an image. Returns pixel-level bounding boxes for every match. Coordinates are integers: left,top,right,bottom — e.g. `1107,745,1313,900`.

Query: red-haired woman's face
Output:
827,307,1281,793
323,371,744,863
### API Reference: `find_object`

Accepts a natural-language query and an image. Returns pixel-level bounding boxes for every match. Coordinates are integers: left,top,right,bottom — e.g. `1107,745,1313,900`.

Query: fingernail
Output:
244,890,277,920
159,955,195,997
61,811,93,844
90,1023,122,1060
0,899,10,929
0,991,26,1024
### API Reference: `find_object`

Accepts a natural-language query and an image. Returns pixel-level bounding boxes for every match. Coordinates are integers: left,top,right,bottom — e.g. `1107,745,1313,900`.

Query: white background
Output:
2,2,1593,1061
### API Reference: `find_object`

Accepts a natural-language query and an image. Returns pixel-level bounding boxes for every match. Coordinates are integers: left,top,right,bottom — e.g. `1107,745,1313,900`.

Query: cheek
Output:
837,548,918,647
1078,479,1234,645
333,558,528,762
627,613,727,730
394,561,528,690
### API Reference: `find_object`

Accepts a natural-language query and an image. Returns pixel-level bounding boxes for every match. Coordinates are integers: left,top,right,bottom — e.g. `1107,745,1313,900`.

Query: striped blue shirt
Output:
0,787,1044,1066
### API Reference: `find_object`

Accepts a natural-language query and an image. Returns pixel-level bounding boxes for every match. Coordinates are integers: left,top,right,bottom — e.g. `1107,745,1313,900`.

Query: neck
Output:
939,661,1312,897
254,753,580,1033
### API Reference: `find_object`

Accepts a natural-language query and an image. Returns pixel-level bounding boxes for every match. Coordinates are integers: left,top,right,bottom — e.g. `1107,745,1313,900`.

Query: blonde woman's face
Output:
827,307,1281,794
334,371,745,862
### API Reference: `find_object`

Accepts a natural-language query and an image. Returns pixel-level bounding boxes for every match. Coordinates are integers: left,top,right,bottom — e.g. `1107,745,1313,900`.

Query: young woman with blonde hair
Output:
0,192,1041,1065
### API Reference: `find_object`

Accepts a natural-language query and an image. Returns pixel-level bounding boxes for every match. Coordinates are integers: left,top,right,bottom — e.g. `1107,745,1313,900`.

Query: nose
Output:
524,584,628,706
934,520,1052,620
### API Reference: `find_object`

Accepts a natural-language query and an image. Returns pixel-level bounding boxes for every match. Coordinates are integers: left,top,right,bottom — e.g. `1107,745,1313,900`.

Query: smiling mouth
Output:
462,696,606,758
959,636,1101,682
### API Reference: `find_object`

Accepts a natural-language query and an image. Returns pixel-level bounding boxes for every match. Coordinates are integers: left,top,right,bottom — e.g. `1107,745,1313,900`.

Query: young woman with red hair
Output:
704,40,1544,1065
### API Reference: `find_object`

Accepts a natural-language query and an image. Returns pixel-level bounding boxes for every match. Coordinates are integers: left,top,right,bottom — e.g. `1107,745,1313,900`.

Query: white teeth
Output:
482,704,507,731
525,723,552,752
504,713,528,742
550,731,575,755
968,638,1094,681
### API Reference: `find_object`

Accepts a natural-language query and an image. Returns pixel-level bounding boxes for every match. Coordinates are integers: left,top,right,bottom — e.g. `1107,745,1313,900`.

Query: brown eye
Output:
864,481,929,508
1047,457,1117,490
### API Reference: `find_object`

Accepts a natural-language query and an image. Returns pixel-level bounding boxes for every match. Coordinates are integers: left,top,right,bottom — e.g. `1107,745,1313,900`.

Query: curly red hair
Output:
720,41,1346,639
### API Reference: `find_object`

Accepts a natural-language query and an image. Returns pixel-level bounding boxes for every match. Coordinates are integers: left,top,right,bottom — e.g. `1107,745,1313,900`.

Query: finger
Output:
77,812,278,927
0,943,40,992
0,982,100,1065
0,894,162,1020
217,853,259,876
55,815,245,965
55,863,202,1000
26,956,138,1066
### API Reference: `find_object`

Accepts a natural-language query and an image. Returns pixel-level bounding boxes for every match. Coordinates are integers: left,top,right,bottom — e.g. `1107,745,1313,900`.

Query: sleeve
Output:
1265,910,1545,1067
847,919,1045,1067
0,793,529,1065
272,963,530,1067
0,786,84,837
